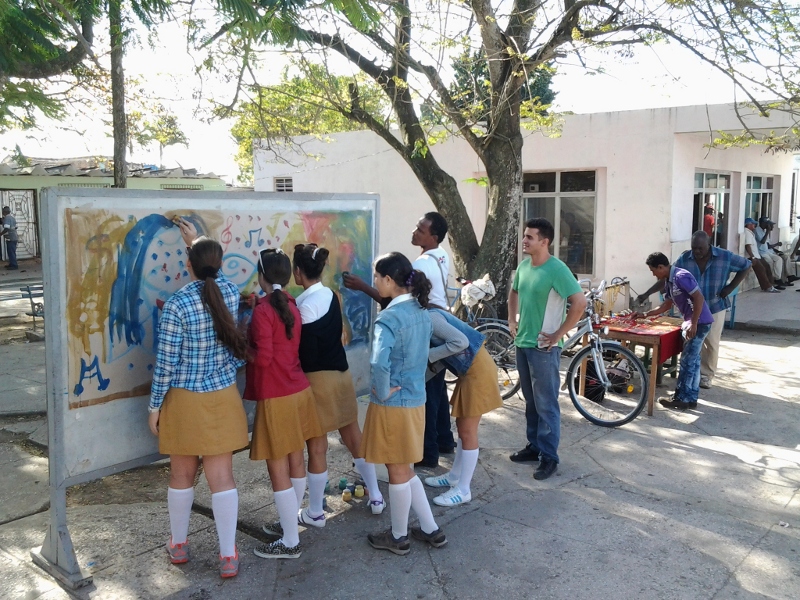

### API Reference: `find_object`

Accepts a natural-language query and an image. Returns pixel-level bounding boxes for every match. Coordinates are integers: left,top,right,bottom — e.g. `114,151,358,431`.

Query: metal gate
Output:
0,189,38,259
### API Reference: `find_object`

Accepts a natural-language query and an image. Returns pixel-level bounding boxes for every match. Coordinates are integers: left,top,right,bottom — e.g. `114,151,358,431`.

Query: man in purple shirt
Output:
634,252,714,410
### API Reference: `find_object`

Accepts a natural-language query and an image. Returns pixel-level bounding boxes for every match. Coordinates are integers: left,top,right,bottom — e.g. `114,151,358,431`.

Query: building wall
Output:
254,104,798,295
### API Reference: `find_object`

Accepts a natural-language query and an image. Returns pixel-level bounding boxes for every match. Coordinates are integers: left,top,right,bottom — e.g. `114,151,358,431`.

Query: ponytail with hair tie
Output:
404,271,415,287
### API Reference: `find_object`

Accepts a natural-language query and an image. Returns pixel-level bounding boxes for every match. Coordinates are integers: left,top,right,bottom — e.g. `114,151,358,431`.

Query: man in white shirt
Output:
755,217,791,288
743,218,780,293
342,211,455,468
410,212,455,467
411,212,451,309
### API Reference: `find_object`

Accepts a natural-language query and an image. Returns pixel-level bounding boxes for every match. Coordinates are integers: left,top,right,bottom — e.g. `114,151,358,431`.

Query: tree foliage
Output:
202,0,800,305
228,62,389,183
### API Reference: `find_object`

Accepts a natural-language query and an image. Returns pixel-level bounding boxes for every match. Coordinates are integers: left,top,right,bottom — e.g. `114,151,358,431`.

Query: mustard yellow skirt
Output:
158,384,249,456
450,345,504,418
250,387,323,461
360,403,425,465
306,370,359,433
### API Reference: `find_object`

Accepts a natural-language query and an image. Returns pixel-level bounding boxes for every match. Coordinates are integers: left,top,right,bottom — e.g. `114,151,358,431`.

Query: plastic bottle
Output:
354,485,365,498
342,489,352,502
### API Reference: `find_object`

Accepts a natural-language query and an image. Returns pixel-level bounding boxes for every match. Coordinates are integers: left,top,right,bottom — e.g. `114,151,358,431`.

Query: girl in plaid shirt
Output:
148,220,249,578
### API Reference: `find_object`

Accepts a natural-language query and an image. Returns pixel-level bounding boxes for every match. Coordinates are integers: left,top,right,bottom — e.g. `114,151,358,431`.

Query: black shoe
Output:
414,457,439,469
659,398,693,410
438,446,455,455
774,284,786,290
5,265,17,270
784,282,795,287
533,459,558,480
509,445,540,463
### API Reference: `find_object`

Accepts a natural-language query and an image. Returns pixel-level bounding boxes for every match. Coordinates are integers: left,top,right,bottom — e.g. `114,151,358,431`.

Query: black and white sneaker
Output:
262,520,283,537
253,539,302,559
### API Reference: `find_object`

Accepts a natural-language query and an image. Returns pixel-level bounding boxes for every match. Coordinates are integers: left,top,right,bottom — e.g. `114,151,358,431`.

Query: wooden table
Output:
598,316,684,415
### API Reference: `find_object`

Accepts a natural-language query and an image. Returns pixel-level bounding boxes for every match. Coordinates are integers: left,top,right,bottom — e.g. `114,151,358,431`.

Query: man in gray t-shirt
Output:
1,207,19,269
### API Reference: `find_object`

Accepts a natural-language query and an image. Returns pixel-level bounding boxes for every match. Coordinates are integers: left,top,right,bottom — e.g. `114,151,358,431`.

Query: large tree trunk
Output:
469,107,525,317
109,0,127,188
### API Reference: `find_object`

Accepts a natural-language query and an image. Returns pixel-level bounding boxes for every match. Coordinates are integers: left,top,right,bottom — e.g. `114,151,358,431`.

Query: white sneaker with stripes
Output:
433,486,471,507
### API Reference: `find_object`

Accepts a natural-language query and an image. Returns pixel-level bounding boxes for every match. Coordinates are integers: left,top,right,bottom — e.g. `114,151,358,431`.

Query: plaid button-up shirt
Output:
674,247,751,315
149,274,245,410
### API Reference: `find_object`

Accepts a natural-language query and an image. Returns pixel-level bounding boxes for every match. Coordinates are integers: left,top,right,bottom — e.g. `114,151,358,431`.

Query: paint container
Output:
346,484,356,494
324,481,331,495
354,485,365,498
342,489,352,502
338,477,348,490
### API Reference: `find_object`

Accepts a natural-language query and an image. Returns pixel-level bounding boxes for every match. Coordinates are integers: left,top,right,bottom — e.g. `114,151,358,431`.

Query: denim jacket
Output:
370,294,432,407
429,308,485,377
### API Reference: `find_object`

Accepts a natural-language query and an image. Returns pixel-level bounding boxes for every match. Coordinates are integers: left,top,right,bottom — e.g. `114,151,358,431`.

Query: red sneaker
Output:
167,538,189,564
220,548,239,578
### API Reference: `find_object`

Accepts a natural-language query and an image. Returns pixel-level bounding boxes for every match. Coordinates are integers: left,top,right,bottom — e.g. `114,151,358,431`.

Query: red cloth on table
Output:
602,319,683,365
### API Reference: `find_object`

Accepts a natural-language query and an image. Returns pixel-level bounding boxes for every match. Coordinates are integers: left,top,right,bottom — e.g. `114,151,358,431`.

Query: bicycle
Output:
468,280,649,426
446,276,497,325
561,279,649,427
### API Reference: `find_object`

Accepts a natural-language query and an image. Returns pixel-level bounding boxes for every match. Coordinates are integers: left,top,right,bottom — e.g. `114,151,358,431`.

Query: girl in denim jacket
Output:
424,309,503,507
361,252,447,555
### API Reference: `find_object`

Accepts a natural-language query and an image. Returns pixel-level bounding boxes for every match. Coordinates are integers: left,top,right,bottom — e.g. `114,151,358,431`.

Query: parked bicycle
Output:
466,280,649,426
446,275,497,325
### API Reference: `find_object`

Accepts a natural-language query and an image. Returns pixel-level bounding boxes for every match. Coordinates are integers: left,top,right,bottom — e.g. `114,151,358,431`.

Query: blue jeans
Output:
422,369,454,462
6,240,17,268
516,346,562,463
675,323,712,403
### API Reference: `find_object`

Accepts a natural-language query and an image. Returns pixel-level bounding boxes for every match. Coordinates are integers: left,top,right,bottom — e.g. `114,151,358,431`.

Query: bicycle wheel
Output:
566,342,648,427
475,323,521,400
472,300,497,323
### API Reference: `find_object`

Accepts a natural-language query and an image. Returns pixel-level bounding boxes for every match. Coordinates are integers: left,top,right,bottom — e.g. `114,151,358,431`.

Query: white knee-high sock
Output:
168,487,194,545
354,458,383,503
290,476,306,507
388,481,412,539
409,476,439,534
448,439,464,481
211,489,238,557
274,488,300,548
457,448,479,495
307,470,327,517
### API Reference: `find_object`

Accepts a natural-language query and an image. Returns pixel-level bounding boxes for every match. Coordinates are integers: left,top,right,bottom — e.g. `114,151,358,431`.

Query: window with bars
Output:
160,184,204,190
693,171,731,249
522,170,596,274
744,174,775,222
275,177,293,192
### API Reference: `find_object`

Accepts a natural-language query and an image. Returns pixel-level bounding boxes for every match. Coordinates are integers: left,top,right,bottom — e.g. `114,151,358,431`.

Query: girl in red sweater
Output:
245,248,322,559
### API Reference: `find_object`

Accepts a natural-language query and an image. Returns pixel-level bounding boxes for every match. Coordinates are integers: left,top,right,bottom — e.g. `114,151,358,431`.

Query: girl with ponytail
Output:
148,220,248,579
244,248,322,560
361,252,447,555
291,243,385,527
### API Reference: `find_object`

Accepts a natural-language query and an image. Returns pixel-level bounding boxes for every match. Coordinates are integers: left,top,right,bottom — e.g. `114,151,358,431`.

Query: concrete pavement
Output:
0,327,798,599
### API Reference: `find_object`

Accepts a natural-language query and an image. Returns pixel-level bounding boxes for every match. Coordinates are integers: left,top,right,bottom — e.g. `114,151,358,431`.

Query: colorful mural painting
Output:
65,207,374,409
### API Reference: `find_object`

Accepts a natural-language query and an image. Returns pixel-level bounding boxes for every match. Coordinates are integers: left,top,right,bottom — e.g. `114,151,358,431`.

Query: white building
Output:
255,104,799,294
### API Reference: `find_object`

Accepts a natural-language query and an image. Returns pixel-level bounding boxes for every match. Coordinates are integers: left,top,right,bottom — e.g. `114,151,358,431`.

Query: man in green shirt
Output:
508,218,586,480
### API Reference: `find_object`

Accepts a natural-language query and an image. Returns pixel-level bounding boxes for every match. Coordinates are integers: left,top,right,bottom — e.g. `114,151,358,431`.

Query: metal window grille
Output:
275,177,293,192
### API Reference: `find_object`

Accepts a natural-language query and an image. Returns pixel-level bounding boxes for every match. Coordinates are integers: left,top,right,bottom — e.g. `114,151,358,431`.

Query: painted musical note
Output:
220,216,234,250
244,228,265,248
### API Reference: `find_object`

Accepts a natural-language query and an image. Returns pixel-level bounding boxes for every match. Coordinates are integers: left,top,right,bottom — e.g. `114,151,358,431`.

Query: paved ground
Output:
0,326,797,599
734,285,800,332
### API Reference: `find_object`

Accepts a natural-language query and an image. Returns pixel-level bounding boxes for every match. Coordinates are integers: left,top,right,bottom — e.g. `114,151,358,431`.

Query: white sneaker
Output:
369,497,386,515
433,486,471,507
297,507,326,528
424,474,459,488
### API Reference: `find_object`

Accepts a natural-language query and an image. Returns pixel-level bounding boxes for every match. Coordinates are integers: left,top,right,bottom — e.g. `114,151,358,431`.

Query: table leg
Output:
647,343,660,416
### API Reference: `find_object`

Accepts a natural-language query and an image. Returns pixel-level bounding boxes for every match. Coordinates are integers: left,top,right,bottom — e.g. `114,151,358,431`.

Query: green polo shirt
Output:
512,256,582,348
